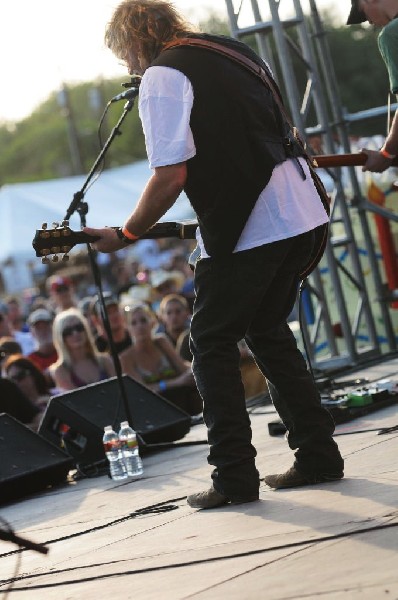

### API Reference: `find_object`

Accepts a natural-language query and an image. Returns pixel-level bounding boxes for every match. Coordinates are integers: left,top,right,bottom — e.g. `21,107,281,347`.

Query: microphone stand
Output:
62,97,137,433
0,527,49,555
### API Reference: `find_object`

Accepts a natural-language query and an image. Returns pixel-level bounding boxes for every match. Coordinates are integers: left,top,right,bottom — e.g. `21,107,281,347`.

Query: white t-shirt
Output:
139,66,328,257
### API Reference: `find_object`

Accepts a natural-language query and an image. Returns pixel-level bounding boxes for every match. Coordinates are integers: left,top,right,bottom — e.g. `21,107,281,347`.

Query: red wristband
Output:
121,226,140,241
380,148,396,160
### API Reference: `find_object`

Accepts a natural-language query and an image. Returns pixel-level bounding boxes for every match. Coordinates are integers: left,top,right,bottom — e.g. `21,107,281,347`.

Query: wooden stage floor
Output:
0,356,397,599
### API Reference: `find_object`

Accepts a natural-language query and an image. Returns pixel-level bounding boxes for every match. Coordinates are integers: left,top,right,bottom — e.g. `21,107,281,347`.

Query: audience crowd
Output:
0,238,266,434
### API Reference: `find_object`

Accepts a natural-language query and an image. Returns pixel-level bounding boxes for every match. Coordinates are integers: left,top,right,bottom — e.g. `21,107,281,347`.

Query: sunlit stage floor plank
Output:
1,356,397,599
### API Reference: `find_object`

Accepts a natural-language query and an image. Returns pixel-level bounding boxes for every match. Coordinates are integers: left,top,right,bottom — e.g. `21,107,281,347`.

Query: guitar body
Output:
299,222,329,280
298,155,331,280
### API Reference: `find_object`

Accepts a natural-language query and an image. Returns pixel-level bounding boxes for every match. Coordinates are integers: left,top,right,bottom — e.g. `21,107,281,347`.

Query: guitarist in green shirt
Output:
347,0,398,171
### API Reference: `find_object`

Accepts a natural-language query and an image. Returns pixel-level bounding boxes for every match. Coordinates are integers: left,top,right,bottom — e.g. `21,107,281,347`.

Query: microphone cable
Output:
297,277,317,384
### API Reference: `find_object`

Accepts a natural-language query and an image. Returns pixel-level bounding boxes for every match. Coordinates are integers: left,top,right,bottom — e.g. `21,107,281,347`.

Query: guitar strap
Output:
163,37,330,279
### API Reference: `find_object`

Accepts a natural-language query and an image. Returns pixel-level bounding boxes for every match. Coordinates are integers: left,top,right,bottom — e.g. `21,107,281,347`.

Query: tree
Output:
0,79,146,185
325,19,390,136
0,11,393,185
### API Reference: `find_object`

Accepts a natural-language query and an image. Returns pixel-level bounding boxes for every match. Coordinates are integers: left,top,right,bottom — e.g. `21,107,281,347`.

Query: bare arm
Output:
84,163,187,253
50,364,76,391
152,335,195,392
156,335,189,373
362,100,398,173
100,354,116,378
119,347,145,383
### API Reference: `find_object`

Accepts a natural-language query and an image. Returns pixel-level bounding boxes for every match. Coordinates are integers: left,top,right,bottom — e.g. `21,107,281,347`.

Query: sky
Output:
0,0,345,124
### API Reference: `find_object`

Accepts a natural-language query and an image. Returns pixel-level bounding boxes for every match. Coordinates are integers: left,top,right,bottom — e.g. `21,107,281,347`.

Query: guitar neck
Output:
32,220,199,259
122,221,197,240
78,221,198,243
33,151,396,261
313,152,398,169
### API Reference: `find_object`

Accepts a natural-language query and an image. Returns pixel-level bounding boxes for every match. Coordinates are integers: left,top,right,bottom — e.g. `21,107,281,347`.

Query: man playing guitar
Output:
83,0,344,509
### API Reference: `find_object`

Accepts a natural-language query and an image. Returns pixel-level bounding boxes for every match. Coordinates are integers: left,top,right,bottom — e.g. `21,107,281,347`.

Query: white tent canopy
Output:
0,161,195,293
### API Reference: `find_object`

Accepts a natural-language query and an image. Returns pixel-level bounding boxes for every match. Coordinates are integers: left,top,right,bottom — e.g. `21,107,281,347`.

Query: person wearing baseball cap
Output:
347,0,398,172
90,292,132,355
46,275,76,313
346,0,367,24
26,308,58,376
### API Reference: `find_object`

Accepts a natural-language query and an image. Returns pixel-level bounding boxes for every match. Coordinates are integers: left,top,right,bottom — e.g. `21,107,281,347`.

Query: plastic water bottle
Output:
118,421,144,478
103,425,127,481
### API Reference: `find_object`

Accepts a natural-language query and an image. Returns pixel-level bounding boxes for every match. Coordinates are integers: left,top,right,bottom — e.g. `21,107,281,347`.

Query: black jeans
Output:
190,230,343,500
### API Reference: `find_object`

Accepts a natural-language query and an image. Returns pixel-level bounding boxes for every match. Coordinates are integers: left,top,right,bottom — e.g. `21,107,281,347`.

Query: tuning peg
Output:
52,222,60,229
41,222,48,230
41,256,50,264
50,228,61,238
52,255,59,263
61,220,69,227
62,254,70,262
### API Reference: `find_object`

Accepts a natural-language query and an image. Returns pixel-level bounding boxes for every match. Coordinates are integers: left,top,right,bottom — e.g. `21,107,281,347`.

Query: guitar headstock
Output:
33,221,79,263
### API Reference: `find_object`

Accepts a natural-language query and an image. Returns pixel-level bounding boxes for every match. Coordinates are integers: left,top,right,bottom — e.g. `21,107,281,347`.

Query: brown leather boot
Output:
264,466,344,490
187,486,259,509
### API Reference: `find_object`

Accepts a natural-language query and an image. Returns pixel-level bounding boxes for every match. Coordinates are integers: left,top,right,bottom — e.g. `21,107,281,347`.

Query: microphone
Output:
110,86,140,103
121,75,142,88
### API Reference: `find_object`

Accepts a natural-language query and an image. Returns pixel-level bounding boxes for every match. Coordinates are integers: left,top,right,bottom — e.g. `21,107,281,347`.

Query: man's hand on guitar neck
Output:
361,147,395,174
84,163,187,255
361,107,398,173
83,226,126,253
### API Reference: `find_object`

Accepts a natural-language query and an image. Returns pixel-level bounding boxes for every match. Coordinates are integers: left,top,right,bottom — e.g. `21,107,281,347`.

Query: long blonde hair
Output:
52,308,100,369
105,0,197,64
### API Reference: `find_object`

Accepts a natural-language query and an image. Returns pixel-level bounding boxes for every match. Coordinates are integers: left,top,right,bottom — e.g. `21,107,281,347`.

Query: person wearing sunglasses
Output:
120,302,202,415
50,308,115,391
3,354,53,430
46,275,77,314
0,377,43,433
0,337,23,372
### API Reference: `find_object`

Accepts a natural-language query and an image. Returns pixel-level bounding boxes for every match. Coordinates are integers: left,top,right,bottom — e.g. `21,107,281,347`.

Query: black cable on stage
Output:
298,278,317,383
0,517,32,599
0,498,185,560
334,424,398,436
2,519,397,592
0,551,21,600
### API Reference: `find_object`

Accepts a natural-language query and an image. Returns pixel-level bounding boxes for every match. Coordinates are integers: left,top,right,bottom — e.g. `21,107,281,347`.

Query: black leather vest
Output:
151,34,304,257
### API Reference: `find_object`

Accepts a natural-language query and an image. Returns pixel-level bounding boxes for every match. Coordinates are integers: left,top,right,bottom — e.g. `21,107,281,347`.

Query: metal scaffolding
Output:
224,0,398,372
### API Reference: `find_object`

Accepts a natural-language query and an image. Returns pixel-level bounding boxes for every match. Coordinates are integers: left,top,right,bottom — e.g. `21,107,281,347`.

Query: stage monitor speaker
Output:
38,375,191,467
0,414,74,504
